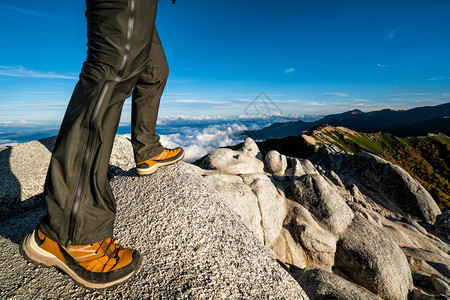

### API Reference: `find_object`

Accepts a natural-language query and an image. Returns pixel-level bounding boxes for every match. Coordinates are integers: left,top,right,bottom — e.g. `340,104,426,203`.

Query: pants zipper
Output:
66,0,137,247
116,0,136,82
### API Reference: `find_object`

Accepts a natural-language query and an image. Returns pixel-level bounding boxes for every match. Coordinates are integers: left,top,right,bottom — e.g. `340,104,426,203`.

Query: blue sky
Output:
0,0,449,125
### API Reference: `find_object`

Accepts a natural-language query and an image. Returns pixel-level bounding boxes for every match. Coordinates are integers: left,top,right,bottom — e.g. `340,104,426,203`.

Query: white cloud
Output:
377,64,387,68
0,91,66,98
0,5,55,18
392,93,431,96
284,67,295,74
231,93,287,97
324,93,349,97
284,100,326,106
0,120,53,127
350,99,371,102
427,77,450,81
231,98,252,102
164,92,194,96
0,139,16,147
123,123,252,163
0,66,77,80
167,99,230,105
120,115,323,162
24,91,65,94
384,30,397,42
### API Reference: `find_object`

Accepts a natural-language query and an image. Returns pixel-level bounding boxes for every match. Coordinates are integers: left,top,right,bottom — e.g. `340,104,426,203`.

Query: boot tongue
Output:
100,238,114,257
103,238,121,258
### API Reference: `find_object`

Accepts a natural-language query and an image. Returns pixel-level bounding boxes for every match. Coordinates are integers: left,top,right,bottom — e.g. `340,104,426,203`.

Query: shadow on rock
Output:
0,138,55,243
0,194,46,244
38,136,56,153
107,165,128,179
0,146,22,221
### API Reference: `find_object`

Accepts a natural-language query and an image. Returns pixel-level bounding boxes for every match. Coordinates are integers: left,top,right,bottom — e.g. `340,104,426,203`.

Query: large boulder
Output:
335,214,413,300
311,146,441,224
203,174,264,242
430,274,450,297
270,227,308,268
241,174,287,246
291,173,354,235
199,138,265,175
325,170,345,188
292,158,320,177
401,247,450,269
203,172,305,269
293,268,380,300
435,212,450,240
379,217,448,254
285,202,337,270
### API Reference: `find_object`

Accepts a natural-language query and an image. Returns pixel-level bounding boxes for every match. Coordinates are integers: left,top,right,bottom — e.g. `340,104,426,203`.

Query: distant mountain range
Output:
245,102,450,140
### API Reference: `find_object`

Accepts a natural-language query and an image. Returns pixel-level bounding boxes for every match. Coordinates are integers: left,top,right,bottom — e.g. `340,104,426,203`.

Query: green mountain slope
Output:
304,125,450,210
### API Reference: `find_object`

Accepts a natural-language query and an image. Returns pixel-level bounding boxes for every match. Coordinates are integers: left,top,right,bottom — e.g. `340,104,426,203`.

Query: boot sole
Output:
19,231,142,290
136,151,185,176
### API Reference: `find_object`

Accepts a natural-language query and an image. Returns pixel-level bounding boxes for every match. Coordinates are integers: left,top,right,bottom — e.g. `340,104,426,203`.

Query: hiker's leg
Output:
131,28,168,163
39,0,158,246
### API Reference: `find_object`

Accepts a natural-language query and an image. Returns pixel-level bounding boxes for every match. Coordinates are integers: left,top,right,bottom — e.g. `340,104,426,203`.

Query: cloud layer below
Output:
121,115,320,162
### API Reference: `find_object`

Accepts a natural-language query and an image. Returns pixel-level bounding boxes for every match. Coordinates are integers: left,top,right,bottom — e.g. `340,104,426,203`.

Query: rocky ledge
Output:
194,137,449,299
1,135,449,299
0,136,306,299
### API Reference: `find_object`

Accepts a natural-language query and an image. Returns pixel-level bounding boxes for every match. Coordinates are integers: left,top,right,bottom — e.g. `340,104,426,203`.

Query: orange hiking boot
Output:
20,229,142,290
136,147,185,176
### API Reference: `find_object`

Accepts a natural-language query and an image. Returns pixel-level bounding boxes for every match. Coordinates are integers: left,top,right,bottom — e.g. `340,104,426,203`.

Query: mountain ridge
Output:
245,102,450,140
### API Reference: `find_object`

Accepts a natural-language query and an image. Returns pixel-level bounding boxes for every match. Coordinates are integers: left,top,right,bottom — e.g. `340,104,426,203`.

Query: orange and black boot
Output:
136,147,184,176
20,229,142,290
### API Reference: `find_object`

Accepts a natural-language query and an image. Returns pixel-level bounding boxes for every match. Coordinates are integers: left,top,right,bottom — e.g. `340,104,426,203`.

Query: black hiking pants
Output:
39,0,166,246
